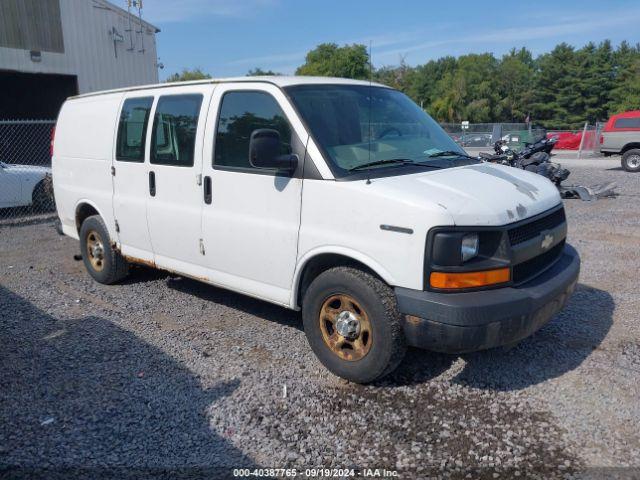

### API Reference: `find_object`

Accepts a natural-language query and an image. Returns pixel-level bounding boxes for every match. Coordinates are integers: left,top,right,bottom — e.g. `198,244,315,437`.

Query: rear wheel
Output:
622,149,640,172
79,215,129,284
302,267,406,383
32,178,54,212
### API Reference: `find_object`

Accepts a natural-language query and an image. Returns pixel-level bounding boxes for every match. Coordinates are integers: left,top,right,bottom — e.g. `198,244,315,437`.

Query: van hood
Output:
371,162,561,226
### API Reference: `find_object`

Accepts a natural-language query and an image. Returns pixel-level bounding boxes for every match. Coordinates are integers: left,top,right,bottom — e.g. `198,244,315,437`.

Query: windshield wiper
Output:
427,150,477,159
349,158,448,173
348,158,412,172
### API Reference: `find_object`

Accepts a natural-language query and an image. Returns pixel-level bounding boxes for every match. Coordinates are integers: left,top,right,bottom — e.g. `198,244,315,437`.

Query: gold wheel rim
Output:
86,230,105,272
319,294,372,361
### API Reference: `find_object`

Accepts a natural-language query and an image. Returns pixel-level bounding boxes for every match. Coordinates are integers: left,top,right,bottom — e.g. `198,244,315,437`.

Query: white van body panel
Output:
53,77,564,310
295,177,455,294
53,93,123,239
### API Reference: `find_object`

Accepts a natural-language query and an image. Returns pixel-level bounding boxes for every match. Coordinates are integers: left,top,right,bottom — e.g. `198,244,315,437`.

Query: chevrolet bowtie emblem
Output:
541,233,554,250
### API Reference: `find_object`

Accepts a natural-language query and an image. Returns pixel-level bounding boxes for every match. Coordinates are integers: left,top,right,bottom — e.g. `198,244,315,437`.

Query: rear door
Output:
145,85,212,274
112,95,155,262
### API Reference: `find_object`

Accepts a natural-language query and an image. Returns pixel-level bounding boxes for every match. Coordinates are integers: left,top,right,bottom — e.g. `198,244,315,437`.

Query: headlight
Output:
461,233,479,262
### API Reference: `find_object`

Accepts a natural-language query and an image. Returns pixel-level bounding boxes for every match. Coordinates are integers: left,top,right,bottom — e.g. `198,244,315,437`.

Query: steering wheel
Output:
378,127,402,139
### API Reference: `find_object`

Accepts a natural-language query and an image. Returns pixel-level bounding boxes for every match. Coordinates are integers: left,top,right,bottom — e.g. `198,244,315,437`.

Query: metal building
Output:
0,0,160,119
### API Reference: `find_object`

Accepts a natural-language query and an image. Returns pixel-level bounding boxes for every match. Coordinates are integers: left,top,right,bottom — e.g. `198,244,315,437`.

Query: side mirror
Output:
249,129,297,171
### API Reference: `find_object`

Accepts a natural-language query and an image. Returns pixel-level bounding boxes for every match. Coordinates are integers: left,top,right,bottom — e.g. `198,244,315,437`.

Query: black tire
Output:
302,266,406,383
530,151,550,163
79,215,129,284
32,178,55,212
621,149,640,172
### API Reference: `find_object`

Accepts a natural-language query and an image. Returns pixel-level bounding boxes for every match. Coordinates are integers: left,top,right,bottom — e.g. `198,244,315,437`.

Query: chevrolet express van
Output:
53,77,580,383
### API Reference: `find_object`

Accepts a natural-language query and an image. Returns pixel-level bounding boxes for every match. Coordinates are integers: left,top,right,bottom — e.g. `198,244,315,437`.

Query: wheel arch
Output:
74,200,111,236
621,143,640,154
291,247,395,309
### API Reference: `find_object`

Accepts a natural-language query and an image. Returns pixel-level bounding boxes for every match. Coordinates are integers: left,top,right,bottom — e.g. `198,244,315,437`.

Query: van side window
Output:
613,118,640,129
116,97,153,162
151,94,203,167
214,91,292,170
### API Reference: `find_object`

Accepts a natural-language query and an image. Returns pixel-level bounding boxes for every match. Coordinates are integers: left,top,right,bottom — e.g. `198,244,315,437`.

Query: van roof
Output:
70,76,390,100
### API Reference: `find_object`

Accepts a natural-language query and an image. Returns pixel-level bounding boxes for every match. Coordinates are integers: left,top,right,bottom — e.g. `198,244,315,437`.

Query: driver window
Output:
214,91,292,171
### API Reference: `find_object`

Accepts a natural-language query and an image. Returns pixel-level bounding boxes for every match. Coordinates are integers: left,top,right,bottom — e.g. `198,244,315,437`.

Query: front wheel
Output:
79,215,129,284
622,149,640,172
302,267,406,383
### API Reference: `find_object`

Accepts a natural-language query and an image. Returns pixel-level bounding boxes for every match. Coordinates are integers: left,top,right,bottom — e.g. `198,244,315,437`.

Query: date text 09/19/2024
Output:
232,468,399,477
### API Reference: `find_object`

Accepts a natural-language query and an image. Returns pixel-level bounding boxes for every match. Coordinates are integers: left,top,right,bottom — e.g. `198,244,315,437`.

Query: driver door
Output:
200,83,306,305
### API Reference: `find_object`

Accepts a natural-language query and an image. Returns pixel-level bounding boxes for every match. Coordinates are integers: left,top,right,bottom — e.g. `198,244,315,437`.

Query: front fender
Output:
290,245,397,308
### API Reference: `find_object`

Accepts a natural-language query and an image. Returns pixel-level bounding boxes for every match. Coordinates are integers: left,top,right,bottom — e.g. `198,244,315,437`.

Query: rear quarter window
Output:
150,94,203,167
116,97,153,162
613,117,640,129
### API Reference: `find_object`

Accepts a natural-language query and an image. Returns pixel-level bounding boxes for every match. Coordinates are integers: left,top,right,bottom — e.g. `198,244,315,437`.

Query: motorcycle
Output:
480,136,569,186
479,138,616,201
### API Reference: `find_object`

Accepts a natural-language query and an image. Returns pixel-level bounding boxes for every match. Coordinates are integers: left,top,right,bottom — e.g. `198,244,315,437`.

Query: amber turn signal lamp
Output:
430,268,510,289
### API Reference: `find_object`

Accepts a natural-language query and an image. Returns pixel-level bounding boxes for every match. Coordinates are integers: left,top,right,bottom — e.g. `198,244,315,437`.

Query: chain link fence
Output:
440,122,547,149
0,120,56,223
545,122,605,156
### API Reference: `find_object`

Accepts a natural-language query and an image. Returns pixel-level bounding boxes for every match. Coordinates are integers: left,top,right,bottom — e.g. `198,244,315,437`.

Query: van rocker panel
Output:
396,244,580,353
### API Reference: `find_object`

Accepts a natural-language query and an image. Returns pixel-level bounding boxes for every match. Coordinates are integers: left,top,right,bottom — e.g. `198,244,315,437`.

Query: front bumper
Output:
395,244,580,353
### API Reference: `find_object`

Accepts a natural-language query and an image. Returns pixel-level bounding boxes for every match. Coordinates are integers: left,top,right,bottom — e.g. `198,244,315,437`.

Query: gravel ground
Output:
1,157,639,479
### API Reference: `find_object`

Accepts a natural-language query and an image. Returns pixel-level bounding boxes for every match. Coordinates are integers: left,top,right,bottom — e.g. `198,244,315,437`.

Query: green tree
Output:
429,53,499,122
573,41,615,123
247,68,280,76
496,48,535,122
405,56,457,110
165,68,211,82
608,41,640,113
374,59,417,94
531,43,582,129
609,59,640,113
296,43,370,79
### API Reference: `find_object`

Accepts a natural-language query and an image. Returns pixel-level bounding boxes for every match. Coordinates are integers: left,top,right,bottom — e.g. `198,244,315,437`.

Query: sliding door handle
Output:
203,176,212,204
149,171,156,197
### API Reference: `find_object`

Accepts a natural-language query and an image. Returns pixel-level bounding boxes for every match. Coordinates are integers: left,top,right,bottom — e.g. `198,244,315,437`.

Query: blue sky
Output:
143,0,640,79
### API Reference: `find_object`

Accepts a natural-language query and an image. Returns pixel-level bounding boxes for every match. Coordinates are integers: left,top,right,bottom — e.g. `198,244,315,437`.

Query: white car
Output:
52,77,580,383
0,160,52,209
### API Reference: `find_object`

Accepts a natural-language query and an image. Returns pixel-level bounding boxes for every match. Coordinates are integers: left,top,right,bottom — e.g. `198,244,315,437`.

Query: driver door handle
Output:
149,171,156,197
203,176,212,204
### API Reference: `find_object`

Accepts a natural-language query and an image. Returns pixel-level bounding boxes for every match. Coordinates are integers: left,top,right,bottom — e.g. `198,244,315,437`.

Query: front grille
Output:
512,240,565,284
508,208,566,246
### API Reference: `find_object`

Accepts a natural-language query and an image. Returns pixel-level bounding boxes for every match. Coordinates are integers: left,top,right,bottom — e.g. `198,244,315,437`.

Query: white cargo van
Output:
53,77,580,383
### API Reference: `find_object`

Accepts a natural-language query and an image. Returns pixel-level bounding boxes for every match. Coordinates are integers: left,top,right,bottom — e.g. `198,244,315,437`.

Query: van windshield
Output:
286,84,474,177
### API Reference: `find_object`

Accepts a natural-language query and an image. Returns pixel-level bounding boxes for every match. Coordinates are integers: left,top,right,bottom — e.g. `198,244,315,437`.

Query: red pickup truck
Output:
600,111,640,172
